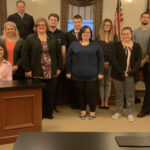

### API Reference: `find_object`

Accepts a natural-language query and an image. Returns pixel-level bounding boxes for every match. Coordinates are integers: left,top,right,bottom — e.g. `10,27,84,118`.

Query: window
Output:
68,5,93,32
61,0,103,39
68,19,93,31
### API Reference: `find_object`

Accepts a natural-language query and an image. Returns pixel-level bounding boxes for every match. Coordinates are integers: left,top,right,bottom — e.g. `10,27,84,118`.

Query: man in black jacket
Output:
8,0,34,39
133,12,150,118
66,15,82,49
66,15,82,109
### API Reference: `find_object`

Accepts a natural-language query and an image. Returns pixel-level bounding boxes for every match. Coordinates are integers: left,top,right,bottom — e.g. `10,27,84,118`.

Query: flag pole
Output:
118,0,121,40
149,0,150,14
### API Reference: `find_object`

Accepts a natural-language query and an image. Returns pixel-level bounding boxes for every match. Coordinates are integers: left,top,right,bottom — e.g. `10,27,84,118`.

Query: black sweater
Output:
111,41,142,82
22,32,62,77
96,35,118,63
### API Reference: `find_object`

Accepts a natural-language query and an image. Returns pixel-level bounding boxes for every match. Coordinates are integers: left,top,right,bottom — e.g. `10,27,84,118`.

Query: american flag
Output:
114,0,123,41
146,0,150,14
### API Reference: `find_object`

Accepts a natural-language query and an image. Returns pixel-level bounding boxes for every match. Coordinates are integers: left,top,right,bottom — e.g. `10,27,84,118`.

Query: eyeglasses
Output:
37,24,46,27
104,24,111,27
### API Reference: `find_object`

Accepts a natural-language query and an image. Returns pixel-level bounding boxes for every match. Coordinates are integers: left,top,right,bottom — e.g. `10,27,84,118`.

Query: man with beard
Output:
133,12,150,118
48,13,67,112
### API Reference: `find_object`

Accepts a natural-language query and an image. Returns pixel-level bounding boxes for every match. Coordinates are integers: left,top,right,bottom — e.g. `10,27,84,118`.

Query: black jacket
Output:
66,29,77,49
22,32,62,77
8,13,34,39
0,37,23,66
111,41,142,82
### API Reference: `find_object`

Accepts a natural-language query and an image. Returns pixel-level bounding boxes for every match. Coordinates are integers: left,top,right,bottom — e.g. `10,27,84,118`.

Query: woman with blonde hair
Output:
22,18,62,119
96,18,117,109
0,21,24,79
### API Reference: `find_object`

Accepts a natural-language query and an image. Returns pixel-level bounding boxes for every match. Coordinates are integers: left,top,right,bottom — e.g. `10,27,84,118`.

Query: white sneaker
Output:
112,113,122,119
128,114,134,122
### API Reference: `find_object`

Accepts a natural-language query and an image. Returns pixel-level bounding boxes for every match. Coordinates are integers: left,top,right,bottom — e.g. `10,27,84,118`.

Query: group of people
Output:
0,0,150,122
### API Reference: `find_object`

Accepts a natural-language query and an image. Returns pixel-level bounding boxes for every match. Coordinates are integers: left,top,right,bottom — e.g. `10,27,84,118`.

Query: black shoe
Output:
71,105,79,109
135,97,141,104
137,112,146,118
104,106,109,109
123,104,127,108
99,106,105,109
45,114,54,119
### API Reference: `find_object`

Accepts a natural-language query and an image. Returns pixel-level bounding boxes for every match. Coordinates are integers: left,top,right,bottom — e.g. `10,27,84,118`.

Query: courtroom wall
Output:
7,0,147,30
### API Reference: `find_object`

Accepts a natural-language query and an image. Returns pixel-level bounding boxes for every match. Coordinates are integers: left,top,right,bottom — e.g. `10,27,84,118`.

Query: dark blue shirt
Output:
48,29,67,46
66,41,104,81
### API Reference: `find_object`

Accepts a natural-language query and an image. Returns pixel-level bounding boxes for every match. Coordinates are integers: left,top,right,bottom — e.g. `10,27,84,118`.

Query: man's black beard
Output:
142,22,148,25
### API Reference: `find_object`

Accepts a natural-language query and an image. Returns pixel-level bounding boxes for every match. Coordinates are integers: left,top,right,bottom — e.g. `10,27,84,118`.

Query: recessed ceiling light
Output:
127,0,132,2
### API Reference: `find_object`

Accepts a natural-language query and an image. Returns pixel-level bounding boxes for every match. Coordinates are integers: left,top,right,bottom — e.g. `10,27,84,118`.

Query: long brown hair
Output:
99,18,114,42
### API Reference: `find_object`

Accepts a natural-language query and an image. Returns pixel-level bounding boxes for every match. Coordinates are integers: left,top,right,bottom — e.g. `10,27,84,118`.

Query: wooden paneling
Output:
0,0,7,35
0,88,42,144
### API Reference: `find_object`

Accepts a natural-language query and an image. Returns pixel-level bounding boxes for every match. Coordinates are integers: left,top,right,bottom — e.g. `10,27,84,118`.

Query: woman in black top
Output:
96,18,117,109
111,27,142,122
22,18,62,119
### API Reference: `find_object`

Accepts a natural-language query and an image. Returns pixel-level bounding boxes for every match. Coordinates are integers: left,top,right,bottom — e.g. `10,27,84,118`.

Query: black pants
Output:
41,78,58,118
72,80,98,112
13,68,25,80
141,63,150,113
54,71,64,106
70,79,79,109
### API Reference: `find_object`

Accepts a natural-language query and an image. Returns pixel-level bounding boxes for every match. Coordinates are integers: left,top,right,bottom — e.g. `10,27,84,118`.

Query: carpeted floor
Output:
1,91,150,150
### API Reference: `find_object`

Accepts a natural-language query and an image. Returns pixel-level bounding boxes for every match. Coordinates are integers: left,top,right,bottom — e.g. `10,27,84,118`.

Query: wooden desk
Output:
0,80,44,144
13,132,150,150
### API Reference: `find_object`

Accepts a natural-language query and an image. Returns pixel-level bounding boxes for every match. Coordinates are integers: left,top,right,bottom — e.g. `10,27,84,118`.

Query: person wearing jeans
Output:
111,27,142,122
96,18,118,109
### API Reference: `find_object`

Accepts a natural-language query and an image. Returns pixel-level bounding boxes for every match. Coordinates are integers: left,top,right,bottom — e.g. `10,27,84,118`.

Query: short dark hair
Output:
73,15,82,20
140,12,150,18
16,0,25,6
0,44,5,50
122,26,132,33
0,44,5,57
48,13,59,21
78,25,92,42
